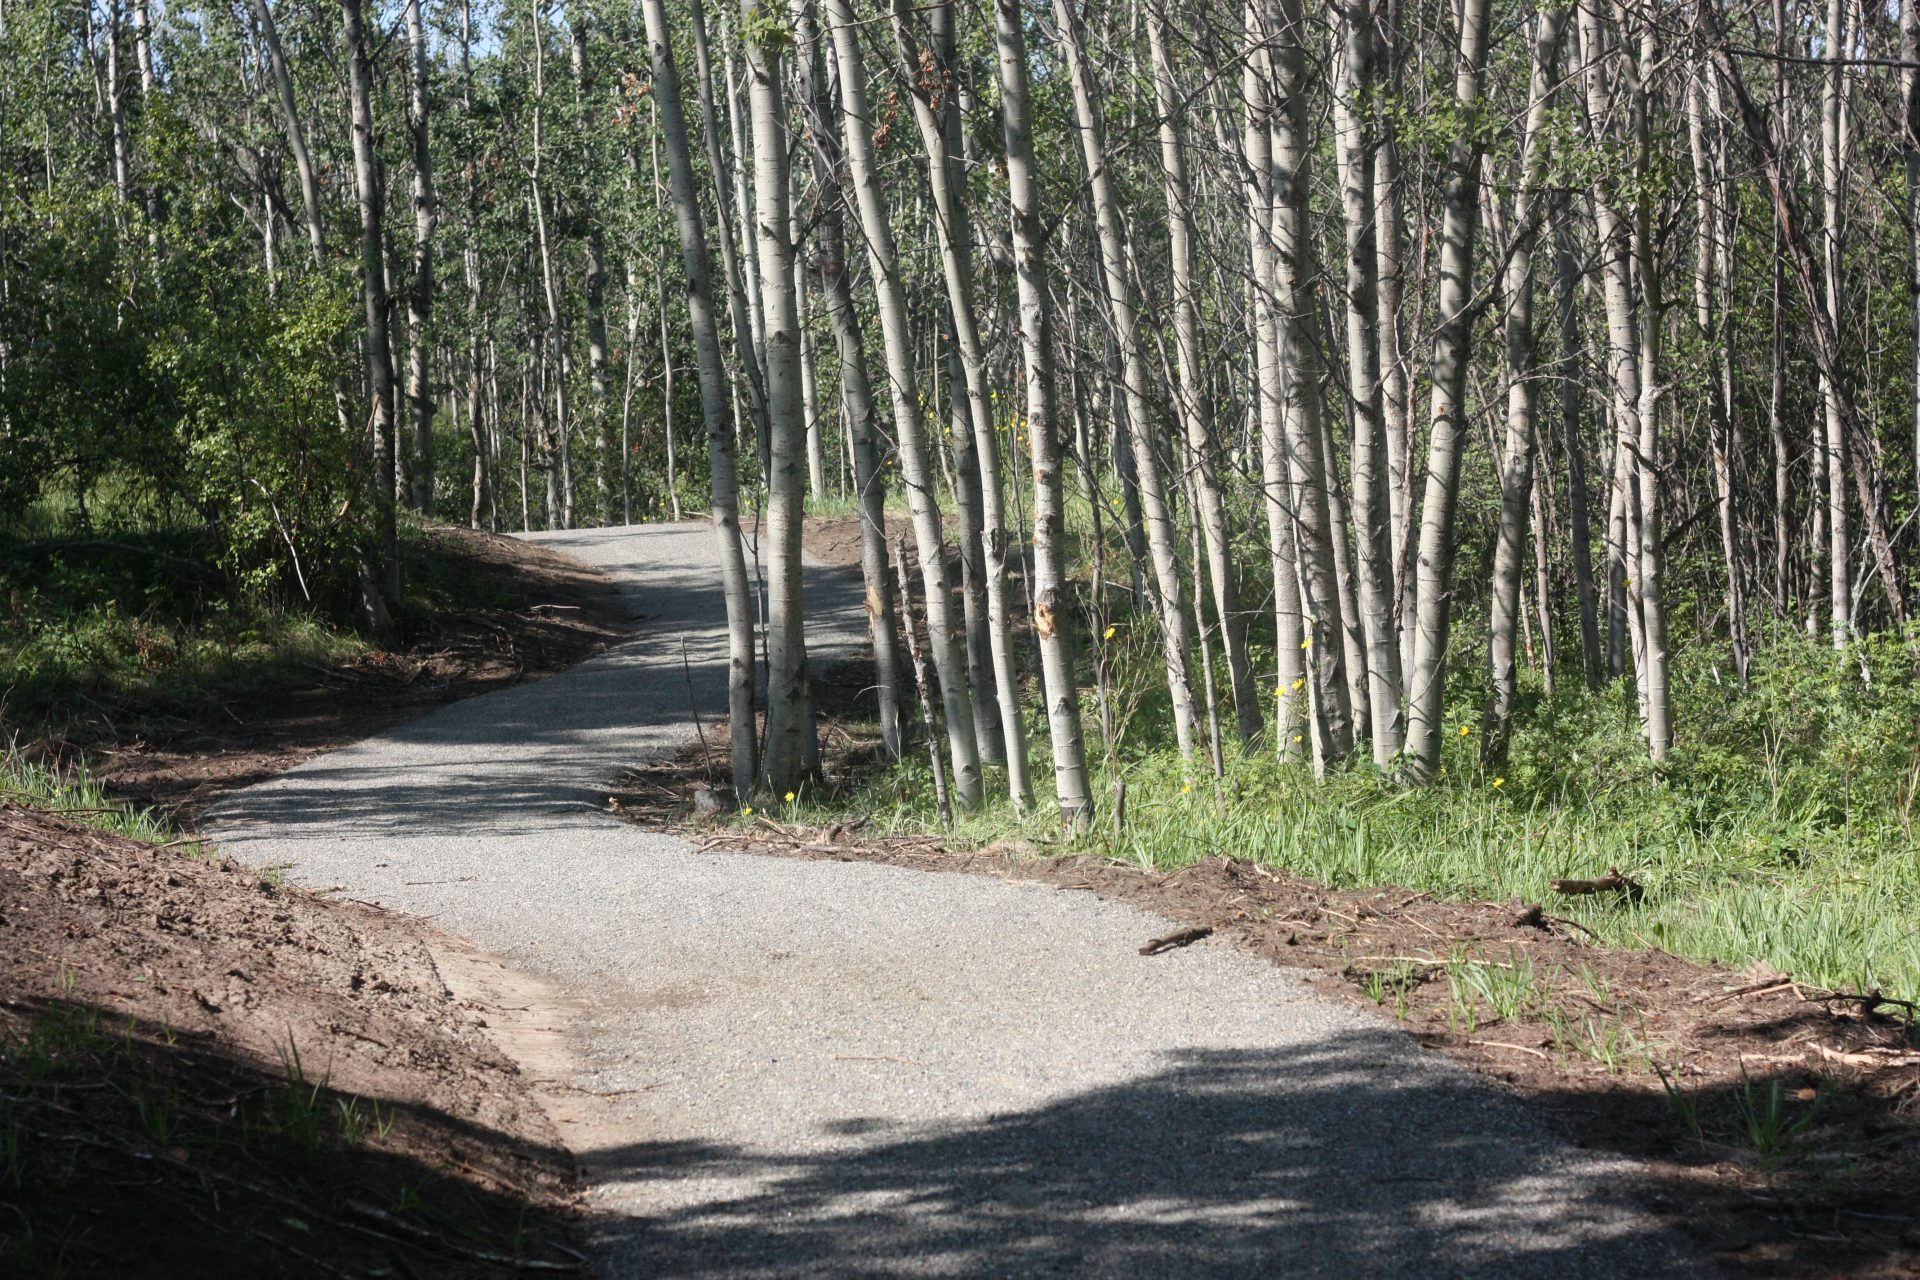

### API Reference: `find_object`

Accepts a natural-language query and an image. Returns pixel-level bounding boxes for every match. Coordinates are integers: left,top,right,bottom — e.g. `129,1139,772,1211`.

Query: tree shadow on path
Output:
586,1035,1702,1278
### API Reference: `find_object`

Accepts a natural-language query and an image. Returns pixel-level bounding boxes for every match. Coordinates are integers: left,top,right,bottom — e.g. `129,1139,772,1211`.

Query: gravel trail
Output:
209,524,1698,1278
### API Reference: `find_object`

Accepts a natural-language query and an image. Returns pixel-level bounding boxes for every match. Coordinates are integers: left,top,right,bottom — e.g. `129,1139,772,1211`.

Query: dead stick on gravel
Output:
1477,1040,1552,1061
1140,926,1212,956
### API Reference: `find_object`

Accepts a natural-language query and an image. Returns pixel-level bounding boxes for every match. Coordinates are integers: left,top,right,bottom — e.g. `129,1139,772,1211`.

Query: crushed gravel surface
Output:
209,523,1701,1278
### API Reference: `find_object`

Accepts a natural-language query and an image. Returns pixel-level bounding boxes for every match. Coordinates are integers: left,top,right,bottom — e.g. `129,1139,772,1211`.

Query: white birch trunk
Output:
825,0,982,810
994,0,1092,825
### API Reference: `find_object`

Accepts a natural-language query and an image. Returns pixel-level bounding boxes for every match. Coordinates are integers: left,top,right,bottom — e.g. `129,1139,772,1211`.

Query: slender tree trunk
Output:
1553,190,1603,687
1626,17,1673,758
404,0,437,516
723,24,766,380
995,0,1091,825
890,0,1023,784
527,3,573,529
641,0,759,796
1401,0,1492,784
1333,0,1403,764
252,0,325,269
569,23,612,527
342,0,400,612
132,0,152,94
1690,71,1749,683
1266,0,1354,769
1906,0,1920,487
797,0,903,761
1376,88,1417,682
1054,0,1202,761
1241,1,1307,756
742,0,814,796
685,0,770,473
105,0,131,207
826,0,982,808
1485,4,1566,755
660,299,680,518
1150,6,1260,747
1818,0,1851,645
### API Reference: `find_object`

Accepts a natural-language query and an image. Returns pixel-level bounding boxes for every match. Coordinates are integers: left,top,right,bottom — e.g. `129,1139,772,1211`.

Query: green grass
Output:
0,516,371,728
782,627,1920,1002
0,513,515,732
0,742,187,846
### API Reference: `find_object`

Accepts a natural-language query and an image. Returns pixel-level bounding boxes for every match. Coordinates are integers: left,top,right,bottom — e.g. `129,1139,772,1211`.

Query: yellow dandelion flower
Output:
1492,777,1505,788
1182,783,1193,794
1459,725,1472,737
1300,637,1312,650
1292,678,1305,691
1103,625,1116,639
784,790,796,803
742,805,753,815
1293,733,1304,743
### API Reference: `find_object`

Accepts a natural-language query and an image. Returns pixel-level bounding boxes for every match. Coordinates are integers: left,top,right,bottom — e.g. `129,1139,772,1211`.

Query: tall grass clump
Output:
0,739,183,846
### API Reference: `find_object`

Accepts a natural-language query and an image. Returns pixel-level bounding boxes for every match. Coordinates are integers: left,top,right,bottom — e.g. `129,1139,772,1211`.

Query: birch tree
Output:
824,0,982,810
995,0,1091,825
641,0,759,796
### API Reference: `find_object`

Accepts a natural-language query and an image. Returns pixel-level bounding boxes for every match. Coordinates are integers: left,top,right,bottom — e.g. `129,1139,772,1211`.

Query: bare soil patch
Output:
26,524,632,825
612,661,1920,1280
0,802,582,1276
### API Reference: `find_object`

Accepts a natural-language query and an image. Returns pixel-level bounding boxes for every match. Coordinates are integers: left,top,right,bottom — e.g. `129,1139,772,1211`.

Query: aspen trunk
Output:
1818,0,1851,645
1485,4,1566,754
797,0,904,761
1241,2,1307,756
1333,0,1404,764
1626,17,1673,759
1690,72,1750,684
1401,0,1492,784
1150,6,1261,747
1907,0,1920,487
341,0,400,611
687,0,770,468
105,0,130,207
994,0,1091,826
1054,0,1203,761
825,0,982,810
640,0,759,796
252,0,325,268
527,3,572,529
889,0,1029,798
1267,0,1354,769
742,0,813,795
404,0,437,516
1552,189,1603,688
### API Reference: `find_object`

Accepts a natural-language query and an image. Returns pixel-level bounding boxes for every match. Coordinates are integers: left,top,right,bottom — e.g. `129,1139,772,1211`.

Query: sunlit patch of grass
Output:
0,740,186,846
792,692,1920,1001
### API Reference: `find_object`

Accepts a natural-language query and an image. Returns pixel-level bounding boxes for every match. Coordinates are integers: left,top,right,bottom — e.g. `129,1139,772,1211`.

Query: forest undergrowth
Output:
2,502,569,733
780,620,1920,1002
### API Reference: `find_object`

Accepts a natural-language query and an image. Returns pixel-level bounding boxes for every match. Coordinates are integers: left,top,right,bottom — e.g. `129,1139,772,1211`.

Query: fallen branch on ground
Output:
1548,868,1644,903
1139,926,1212,956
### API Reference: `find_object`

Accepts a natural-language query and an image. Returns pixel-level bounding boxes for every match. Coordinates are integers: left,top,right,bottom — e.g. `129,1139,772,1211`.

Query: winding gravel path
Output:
210,524,1698,1278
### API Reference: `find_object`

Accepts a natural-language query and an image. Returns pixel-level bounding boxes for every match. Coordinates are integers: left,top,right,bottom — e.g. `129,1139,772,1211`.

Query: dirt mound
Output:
0,802,580,1276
